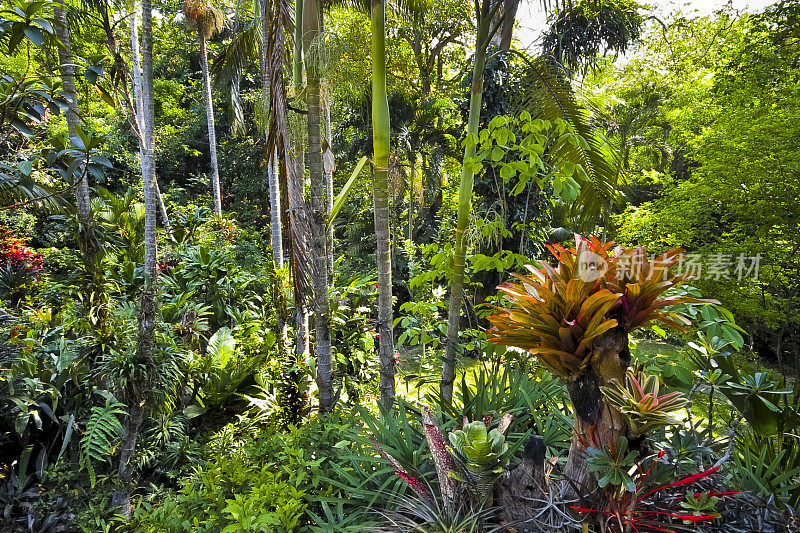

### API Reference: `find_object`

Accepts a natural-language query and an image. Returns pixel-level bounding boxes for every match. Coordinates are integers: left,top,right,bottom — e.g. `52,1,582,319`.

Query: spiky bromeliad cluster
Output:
600,369,687,436
486,235,713,379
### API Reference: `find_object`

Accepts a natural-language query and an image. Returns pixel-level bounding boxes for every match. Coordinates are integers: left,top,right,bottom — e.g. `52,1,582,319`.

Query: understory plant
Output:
601,369,687,436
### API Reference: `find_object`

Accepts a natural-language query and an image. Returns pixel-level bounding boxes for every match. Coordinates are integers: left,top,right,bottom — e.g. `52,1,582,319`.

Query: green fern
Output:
80,397,127,487
207,327,236,369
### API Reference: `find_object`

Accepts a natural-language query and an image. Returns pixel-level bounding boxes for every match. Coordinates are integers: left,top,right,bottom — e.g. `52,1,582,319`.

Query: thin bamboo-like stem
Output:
198,36,223,215
371,0,395,408
441,19,491,402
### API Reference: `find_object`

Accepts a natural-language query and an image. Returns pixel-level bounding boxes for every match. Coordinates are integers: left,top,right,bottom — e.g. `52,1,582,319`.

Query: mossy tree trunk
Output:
303,0,334,412
113,0,157,516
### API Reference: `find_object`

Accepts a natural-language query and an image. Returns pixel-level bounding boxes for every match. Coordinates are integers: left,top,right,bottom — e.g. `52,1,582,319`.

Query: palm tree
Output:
369,0,395,408
112,0,158,516
184,0,225,216
127,4,175,242
260,0,314,420
254,0,288,349
441,0,504,402
303,0,334,412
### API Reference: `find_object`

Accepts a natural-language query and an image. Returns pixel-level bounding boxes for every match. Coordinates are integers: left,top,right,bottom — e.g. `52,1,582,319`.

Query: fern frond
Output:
80,397,127,487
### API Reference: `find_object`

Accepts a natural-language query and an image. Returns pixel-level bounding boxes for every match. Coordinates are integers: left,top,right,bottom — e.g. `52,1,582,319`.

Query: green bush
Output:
129,416,364,532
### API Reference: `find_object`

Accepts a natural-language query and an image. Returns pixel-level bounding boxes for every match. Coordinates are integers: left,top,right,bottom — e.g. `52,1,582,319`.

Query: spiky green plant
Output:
448,415,511,506
600,370,687,436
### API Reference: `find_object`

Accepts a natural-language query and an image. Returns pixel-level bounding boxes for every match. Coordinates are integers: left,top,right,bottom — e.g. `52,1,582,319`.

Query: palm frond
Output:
0,171,71,213
541,0,643,73
512,57,624,230
211,17,262,88
261,0,311,296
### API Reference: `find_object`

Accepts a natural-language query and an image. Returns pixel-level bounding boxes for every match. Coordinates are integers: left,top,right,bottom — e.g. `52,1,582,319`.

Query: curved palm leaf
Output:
210,16,261,88
511,57,624,230
0,170,71,213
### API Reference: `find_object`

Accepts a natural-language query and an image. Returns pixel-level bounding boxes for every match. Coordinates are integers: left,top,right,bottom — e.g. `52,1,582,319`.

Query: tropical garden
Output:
0,0,799,530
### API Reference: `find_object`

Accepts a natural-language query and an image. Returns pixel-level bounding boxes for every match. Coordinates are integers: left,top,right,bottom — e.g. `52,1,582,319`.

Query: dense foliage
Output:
1,0,799,531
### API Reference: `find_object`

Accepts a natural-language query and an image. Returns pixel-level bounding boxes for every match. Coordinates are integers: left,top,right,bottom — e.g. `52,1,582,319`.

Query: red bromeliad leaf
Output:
369,437,431,499
638,467,720,501
571,505,613,516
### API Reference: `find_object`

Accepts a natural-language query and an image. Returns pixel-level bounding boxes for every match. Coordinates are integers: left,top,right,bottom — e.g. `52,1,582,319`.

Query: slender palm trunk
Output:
198,36,223,216
323,93,335,269
130,7,174,241
490,0,519,50
498,0,519,50
53,1,90,229
293,0,304,92
267,153,283,267
303,0,333,412
293,150,310,362
442,18,492,403
257,0,283,266
114,0,157,516
319,0,334,270
371,0,395,408
408,153,416,240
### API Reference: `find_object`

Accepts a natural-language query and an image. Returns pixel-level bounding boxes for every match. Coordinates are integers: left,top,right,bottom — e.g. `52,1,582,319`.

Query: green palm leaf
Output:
512,58,624,229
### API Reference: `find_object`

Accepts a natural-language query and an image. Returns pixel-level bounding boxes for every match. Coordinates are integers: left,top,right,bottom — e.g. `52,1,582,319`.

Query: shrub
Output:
0,226,44,307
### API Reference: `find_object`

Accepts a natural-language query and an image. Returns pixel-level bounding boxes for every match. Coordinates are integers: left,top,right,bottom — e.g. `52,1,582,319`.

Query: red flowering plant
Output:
573,447,737,533
0,226,44,307
0,227,43,272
